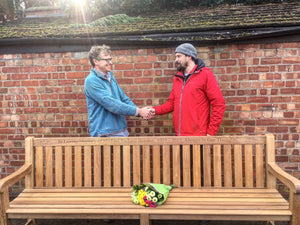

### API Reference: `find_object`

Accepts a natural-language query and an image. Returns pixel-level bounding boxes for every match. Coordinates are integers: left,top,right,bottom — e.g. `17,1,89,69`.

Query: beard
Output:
176,61,188,71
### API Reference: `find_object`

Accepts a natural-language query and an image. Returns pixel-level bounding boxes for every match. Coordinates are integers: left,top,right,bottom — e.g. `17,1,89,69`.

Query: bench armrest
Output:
0,164,32,192
267,162,300,194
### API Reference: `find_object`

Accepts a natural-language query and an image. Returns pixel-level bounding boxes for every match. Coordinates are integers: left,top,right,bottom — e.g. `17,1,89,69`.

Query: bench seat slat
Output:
7,208,291,216
18,189,285,198
9,204,290,210
11,197,288,204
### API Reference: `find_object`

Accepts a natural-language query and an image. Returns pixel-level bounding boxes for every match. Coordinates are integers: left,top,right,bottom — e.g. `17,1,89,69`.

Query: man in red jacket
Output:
152,43,225,136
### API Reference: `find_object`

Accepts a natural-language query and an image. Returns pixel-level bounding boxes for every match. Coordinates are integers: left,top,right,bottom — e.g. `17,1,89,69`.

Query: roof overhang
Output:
0,25,299,54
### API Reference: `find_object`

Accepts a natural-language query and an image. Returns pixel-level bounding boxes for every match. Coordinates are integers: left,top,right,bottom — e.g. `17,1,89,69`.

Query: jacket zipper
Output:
178,75,191,136
178,81,184,136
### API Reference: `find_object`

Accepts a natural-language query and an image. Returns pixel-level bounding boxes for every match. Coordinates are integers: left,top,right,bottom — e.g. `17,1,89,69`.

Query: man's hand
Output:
138,107,155,120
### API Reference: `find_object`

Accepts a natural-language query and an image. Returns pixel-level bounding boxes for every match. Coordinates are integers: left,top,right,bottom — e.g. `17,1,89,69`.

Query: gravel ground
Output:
10,219,288,225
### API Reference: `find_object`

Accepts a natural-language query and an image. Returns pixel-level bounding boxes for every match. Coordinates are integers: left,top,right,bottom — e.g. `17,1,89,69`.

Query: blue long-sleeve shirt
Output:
84,68,137,137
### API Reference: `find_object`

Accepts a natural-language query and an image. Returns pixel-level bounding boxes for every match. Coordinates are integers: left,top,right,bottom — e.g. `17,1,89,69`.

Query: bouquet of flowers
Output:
131,183,176,207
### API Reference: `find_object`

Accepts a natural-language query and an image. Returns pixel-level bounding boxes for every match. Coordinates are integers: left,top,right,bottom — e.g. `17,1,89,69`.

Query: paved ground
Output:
11,219,288,225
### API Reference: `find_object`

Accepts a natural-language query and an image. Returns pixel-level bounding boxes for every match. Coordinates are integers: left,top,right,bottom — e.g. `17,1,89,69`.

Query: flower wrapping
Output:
131,183,176,207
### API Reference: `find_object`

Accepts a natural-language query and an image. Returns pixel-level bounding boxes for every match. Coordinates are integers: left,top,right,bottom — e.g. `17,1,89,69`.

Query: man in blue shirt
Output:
85,45,152,137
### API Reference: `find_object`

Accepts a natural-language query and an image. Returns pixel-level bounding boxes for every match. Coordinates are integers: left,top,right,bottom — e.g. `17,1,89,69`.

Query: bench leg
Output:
140,214,151,225
25,219,36,225
290,194,300,225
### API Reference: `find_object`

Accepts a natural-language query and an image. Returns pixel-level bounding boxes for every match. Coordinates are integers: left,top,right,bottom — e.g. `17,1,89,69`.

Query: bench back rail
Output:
25,135,275,189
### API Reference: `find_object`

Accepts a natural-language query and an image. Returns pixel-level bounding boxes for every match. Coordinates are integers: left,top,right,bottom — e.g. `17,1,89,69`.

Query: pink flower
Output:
149,201,156,207
145,200,150,205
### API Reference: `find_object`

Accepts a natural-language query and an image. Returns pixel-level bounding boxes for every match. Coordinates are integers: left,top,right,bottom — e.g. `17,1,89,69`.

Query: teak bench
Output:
1,134,299,225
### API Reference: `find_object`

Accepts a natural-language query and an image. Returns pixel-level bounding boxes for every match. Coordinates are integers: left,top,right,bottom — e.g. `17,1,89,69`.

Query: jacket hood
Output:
195,58,205,70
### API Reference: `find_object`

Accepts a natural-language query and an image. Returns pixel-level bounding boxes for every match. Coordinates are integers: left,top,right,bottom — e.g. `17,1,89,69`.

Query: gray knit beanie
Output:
175,43,197,59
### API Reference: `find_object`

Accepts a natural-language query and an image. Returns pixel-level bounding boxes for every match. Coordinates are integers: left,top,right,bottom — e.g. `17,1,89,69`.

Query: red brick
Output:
2,67,20,73
290,156,300,162
117,78,133,85
12,74,28,80
224,127,244,134
262,43,282,49
4,80,21,87
261,58,282,64
283,57,300,64
216,60,237,66
113,50,132,55
282,43,299,48
248,66,269,72
154,92,171,98
134,63,153,70
114,63,133,70
41,94,58,100
21,80,39,86
280,88,300,95
59,94,77,99
248,97,268,103
134,92,153,98
278,119,299,125
24,108,42,113
147,55,157,62
257,119,277,125
58,80,75,85
267,127,288,133
66,72,85,79
270,96,291,103
0,129,15,134
124,71,143,77
286,81,296,87
238,74,259,81
51,128,69,134
134,78,153,84
226,97,246,103
237,44,260,50
40,80,57,86
294,65,300,71
275,156,288,162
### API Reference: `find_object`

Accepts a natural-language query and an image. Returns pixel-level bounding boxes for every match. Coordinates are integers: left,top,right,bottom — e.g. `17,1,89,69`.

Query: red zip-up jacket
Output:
154,59,225,136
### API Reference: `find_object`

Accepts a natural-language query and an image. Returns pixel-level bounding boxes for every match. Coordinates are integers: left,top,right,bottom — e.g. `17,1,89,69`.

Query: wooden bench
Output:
1,134,299,225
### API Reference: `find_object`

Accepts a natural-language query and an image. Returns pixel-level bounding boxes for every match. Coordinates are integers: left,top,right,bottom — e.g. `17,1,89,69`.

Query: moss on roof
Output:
0,2,299,40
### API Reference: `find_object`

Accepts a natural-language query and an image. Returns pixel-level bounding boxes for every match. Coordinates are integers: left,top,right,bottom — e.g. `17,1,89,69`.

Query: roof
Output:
0,2,299,53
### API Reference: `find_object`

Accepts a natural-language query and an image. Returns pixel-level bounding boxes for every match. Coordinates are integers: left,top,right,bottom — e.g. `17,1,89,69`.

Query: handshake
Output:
138,107,155,120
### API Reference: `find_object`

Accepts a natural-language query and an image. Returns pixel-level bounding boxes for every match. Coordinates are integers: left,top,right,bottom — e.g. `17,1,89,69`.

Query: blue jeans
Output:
98,129,129,137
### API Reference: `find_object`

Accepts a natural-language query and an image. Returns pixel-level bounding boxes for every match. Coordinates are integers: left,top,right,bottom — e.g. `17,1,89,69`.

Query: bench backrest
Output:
24,134,275,189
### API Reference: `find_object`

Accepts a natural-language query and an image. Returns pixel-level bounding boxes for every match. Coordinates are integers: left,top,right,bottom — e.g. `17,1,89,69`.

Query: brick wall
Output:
0,42,299,192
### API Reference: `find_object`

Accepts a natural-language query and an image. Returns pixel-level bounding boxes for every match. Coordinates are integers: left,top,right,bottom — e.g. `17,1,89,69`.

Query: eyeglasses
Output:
96,58,112,62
